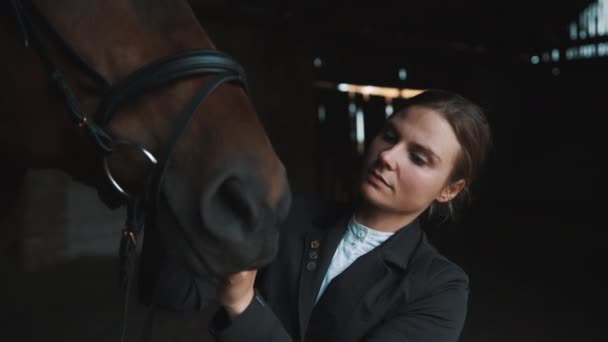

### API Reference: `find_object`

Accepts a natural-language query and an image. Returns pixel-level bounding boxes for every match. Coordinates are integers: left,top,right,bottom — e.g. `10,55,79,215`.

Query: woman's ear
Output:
436,179,466,203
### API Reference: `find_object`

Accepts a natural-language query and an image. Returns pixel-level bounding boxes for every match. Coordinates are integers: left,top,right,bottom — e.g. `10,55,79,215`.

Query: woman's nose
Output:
378,145,399,170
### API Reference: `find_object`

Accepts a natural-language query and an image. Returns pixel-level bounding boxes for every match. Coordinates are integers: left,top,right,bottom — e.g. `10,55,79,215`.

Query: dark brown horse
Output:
0,0,291,285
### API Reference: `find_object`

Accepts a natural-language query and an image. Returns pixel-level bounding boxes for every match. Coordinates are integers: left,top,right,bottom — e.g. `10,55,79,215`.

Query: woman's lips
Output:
367,170,391,189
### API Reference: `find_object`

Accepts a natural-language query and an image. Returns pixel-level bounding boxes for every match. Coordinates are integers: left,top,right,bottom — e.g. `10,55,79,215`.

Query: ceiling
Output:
192,0,595,58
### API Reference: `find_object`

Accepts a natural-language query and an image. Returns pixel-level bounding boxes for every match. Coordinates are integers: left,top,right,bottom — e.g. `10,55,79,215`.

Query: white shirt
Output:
316,217,394,303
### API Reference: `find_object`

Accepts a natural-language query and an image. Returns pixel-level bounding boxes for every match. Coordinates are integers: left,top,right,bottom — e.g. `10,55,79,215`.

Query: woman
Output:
210,89,492,342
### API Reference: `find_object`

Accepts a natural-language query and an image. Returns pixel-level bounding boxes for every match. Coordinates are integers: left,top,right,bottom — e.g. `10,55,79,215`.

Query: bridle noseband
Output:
10,0,250,340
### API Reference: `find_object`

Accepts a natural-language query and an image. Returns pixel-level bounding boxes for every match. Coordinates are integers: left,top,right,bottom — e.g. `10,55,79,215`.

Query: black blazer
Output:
210,197,469,342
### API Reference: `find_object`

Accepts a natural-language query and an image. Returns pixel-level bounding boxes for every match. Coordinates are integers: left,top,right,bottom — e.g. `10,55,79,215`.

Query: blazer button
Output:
310,240,320,249
306,261,317,271
308,250,319,260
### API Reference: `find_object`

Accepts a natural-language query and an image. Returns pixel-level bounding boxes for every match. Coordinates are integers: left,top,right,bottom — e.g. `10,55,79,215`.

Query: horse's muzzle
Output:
197,162,291,276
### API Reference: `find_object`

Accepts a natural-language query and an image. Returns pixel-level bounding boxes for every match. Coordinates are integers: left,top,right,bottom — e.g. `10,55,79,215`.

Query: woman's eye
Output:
382,129,397,142
410,153,427,165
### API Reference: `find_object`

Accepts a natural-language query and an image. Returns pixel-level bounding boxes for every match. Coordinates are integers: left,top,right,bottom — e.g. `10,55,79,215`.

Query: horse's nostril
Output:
196,168,289,275
208,177,259,232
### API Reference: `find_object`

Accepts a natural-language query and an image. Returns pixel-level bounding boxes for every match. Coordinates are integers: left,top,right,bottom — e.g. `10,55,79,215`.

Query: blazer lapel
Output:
305,220,424,342
305,244,386,341
297,214,348,340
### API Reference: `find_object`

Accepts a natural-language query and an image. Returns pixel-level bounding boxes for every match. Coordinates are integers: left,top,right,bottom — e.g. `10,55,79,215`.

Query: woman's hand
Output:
217,270,257,320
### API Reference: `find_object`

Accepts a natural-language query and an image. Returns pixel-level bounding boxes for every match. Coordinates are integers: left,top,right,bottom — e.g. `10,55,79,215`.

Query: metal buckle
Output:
103,139,157,198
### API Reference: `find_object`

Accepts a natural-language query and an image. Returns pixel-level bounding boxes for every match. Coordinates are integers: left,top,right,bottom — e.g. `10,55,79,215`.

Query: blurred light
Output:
317,105,326,123
579,44,597,58
566,47,577,60
599,42,608,56
552,67,560,76
551,49,560,62
336,84,400,98
348,102,357,114
385,104,394,117
337,83,349,92
571,1,608,40
542,52,551,62
314,81,424,100
398,68,408,80
600,0,608,36
313,57,323,68
356,110,365,154
589,4,597,38
570,22,578,40
579,30,587,39
531,55,540,64
401,89,424,98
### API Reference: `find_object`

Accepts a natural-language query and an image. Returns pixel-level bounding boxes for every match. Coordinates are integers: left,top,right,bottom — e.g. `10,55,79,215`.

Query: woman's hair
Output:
394,89,492,221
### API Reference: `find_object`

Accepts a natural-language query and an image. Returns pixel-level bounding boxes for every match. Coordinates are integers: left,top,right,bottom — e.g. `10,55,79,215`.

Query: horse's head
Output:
9,0,291,278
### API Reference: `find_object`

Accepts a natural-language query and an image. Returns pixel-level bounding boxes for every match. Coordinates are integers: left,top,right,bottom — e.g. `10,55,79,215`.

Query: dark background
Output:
1,0,604,341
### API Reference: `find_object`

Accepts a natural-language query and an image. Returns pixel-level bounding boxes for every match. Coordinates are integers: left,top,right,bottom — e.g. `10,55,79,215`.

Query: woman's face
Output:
360,105,465,218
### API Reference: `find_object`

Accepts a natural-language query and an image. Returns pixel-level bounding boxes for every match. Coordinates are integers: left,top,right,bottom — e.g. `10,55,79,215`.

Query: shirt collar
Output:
346,216,394,251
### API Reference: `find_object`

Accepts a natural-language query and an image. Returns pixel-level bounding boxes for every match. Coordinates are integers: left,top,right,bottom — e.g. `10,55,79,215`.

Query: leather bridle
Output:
10,1,249,340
